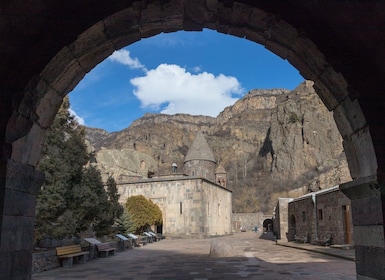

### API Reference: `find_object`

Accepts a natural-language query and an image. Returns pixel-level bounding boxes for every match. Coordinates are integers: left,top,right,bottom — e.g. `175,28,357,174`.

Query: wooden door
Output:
343,205,352,244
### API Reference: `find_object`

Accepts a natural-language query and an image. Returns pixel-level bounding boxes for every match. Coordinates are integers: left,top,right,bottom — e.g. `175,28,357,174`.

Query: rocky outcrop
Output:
216,88,287,125
86,81,351,213
238,81,352,212
92,148,158,182
265,81,351,191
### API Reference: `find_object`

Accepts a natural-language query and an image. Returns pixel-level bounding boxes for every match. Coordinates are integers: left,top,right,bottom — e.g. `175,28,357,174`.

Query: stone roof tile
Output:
215,164,226,174
184,131,216,163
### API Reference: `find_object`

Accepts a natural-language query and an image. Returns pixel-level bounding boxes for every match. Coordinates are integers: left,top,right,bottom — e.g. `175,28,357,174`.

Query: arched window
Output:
140,160,146,170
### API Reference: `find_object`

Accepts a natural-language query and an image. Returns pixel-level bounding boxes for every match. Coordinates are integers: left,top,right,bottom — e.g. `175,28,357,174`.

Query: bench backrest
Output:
83,237,102,245
116,234,129,241
56,245,82,256
96,243,111,250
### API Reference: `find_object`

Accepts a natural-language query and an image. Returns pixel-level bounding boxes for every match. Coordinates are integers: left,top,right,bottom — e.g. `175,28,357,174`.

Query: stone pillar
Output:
340,176,385,280
0,159,44,279
275,198,293,242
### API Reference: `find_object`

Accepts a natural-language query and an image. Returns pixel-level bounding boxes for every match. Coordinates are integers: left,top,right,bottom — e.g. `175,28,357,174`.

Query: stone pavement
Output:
276,240,355,262
32,232,356,280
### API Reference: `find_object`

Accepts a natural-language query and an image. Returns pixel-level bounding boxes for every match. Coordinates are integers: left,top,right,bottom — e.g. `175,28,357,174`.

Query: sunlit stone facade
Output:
117,131,232,238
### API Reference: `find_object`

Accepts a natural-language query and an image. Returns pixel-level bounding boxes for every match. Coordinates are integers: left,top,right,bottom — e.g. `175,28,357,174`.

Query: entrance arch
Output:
1,2,385,279
263,219,273,232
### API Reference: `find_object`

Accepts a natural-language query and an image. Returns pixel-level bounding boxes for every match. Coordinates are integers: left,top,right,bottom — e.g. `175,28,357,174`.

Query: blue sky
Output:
69,29,304,132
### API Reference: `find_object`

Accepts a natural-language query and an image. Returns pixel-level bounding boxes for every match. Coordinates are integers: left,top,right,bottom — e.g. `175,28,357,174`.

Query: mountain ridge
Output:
85,81,351,213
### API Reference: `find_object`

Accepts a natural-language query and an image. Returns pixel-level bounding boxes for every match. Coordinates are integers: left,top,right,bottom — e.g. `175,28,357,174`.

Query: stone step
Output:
330,244,355,250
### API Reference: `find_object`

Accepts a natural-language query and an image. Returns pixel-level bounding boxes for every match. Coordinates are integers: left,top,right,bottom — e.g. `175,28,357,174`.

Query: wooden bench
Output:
152,231,165,240
317,235,332,246
56,245,89,268
139,235,149,245
116,234,134,249
144,232,154,243
96,242,117,258
294,234,308,243
127,233,147,247
148,231,160,242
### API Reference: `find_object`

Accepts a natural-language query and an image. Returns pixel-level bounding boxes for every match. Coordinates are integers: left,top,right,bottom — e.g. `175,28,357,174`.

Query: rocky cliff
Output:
85,81,351,213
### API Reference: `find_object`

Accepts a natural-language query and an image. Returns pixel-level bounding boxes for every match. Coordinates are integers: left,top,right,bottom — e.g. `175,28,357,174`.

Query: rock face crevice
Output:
86,81,351,212
267,81,351,191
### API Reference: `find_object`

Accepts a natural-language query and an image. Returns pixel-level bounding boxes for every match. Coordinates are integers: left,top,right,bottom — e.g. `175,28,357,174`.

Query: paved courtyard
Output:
32,232,356,280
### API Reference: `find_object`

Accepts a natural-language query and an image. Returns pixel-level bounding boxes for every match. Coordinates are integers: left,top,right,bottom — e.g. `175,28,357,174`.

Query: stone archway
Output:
1,1,385,279
263,219,273,232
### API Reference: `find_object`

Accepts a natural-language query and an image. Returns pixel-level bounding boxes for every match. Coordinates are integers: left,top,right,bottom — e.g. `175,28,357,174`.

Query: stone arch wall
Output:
2,1,385,279
8,2,376,180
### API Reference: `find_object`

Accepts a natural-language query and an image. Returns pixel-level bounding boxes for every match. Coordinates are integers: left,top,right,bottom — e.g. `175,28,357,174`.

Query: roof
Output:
290,185,340,202
215,164,226,174
184,131,216,163
117,175,232,193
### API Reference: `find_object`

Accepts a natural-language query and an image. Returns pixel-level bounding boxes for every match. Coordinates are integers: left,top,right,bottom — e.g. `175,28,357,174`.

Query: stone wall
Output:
232,213,271,232
32,250,59,274
273,198,293,241
184,160,216,182
287,195,314,242
316,189,353,244
118,176,232,238
32,242,117,274
287,186,353,245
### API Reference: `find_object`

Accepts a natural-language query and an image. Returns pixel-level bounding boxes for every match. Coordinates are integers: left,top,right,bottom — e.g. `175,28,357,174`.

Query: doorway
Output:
342,205,352,244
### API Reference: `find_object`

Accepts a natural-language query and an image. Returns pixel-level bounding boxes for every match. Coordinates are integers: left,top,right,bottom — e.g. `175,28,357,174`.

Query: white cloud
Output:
193,66,202,73
69,108,85,126
108,49,146,71
130,64,244,116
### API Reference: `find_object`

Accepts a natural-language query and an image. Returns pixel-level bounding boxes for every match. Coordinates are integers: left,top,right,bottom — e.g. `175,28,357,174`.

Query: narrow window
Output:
180,202,183,215
302,211,306,222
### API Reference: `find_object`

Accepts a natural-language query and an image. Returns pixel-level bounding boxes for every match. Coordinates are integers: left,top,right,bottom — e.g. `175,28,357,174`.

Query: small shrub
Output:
288,113,300,124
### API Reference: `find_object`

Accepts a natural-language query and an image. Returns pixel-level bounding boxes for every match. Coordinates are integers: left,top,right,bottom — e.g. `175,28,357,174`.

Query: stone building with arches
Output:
117,131,232,238
2,1,385,279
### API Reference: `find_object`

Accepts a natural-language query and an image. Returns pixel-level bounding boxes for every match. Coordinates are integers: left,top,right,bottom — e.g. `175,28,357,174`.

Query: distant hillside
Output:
85,81,351,213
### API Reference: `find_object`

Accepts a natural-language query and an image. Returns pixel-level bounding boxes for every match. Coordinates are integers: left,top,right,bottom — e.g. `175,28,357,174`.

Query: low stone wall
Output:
232,213,271,231
32,241,118,274
32,250,59,274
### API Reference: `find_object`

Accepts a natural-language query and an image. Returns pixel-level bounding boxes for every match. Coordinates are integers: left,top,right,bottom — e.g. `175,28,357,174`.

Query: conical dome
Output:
215,164,226,174
184,131,216,163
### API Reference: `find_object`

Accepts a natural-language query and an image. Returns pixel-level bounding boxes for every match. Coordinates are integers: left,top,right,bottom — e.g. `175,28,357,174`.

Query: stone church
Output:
117,131,233,238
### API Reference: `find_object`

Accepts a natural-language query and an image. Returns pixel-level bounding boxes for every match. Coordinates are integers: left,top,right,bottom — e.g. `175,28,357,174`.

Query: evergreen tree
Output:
106,176,124,221
115,208,136,234
35,97,111,240
71,166,107,234
93,176,123,237
35,97,88,240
